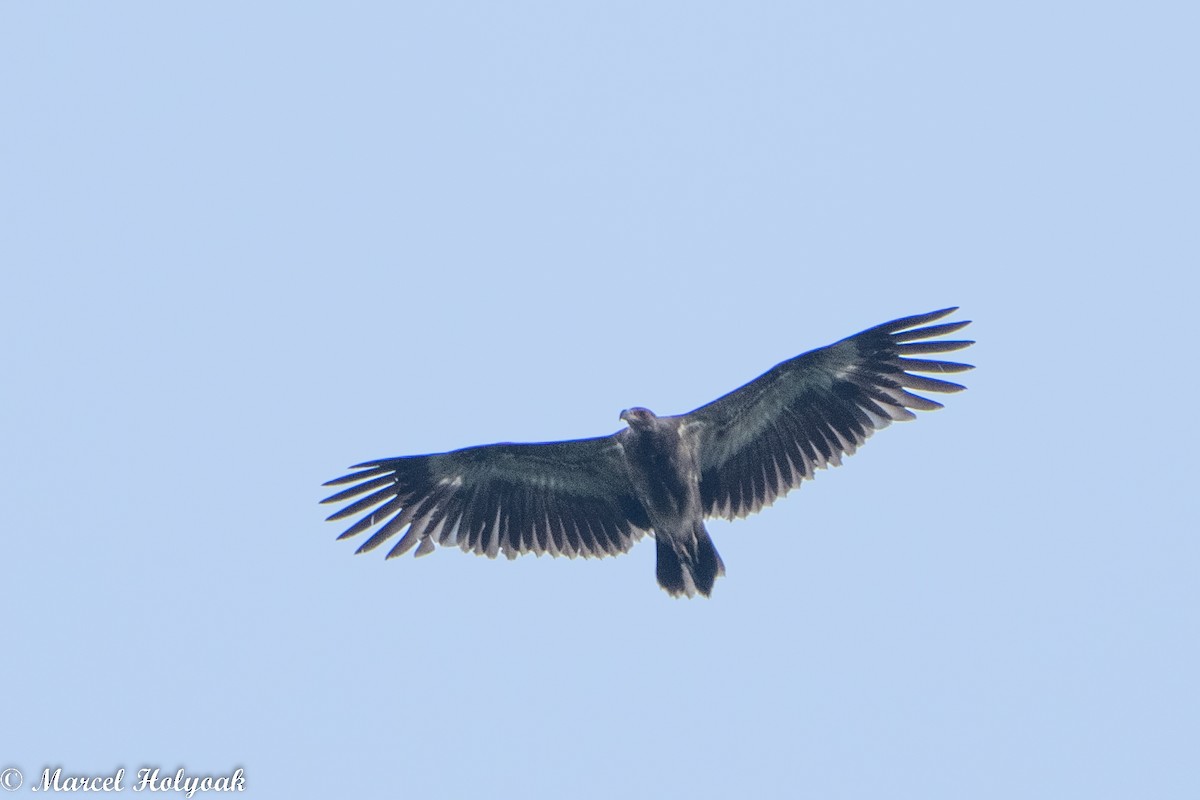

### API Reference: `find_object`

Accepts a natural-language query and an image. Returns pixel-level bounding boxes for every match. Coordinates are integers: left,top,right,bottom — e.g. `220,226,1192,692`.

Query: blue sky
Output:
2,2,1197,798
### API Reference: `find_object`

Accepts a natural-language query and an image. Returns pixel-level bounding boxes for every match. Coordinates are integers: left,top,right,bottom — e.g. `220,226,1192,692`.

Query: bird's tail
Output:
656,522,725,598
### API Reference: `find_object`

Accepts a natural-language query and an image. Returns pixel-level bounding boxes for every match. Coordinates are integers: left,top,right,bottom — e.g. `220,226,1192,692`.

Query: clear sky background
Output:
2,2,1197,798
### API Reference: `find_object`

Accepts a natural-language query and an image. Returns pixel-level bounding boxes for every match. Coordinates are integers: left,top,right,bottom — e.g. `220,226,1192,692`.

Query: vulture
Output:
322,308,973,598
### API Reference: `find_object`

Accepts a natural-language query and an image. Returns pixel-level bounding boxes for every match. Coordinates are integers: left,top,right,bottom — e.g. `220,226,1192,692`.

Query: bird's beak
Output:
619,409,630,423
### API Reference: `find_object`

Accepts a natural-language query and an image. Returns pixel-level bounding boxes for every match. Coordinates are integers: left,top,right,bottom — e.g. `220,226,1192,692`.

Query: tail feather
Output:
656,523,725,598
656,536,689,596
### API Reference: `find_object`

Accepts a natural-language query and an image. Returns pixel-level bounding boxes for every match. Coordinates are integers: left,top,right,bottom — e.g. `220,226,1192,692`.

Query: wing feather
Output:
689,308,974,520
321,435,651,562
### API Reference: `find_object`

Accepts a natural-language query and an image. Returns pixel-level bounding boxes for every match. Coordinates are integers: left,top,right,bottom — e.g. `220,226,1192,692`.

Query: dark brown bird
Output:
321,308,973,597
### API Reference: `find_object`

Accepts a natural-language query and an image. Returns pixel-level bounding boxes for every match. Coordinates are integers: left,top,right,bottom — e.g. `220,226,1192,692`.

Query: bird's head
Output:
620,407,659,429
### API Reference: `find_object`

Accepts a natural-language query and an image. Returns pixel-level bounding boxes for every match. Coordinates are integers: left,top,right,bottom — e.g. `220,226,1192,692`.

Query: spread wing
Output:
321,435,651,561
686,307,974,520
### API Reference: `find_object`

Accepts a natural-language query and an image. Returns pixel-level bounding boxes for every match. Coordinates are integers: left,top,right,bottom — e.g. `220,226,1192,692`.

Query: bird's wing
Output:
685,307,974,520
321,435,651,560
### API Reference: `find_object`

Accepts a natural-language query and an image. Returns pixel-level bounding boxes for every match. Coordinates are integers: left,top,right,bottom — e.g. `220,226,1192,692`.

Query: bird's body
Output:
322,308,974,597
616,408,724,596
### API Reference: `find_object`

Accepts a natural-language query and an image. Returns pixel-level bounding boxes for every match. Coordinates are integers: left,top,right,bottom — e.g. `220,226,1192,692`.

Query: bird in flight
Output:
321,308,973,598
